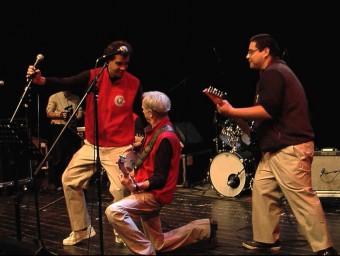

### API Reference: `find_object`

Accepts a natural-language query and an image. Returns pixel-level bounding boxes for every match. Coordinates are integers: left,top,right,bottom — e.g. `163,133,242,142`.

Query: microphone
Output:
320,168,325,176
96,46,129,62
227,178,235,187
0,81,4,87
33,54,44,67
27,54,44,81
227,174,239,188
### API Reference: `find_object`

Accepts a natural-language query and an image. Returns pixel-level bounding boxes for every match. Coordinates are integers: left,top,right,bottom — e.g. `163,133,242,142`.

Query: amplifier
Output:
177,149,212,188
311,151,340,197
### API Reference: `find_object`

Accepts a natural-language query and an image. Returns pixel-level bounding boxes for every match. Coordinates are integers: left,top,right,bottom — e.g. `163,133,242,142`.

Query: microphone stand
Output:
10,77,34,123
8,76,55,254
33,61,107,255
8,76,32,242
89,62,106,256
167,72,194,94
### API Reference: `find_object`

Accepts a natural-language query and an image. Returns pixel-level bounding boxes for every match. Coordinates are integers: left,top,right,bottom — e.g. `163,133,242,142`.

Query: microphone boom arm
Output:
10,54,44,123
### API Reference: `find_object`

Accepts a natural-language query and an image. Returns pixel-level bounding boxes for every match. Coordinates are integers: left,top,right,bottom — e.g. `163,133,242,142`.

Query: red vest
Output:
85,68,140,146
135,118,181,205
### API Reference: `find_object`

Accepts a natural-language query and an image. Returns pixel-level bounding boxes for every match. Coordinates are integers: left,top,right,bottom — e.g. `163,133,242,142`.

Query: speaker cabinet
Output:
311,151,340,197
177,149,212,188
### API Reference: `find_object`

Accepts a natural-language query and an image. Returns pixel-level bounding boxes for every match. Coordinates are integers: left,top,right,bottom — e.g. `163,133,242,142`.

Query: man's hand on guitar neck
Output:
215,102,251,136
203,86,250,136
215,98,234,115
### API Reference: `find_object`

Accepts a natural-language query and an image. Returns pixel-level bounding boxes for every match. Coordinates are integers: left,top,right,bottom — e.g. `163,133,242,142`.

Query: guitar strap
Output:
134,124,175,171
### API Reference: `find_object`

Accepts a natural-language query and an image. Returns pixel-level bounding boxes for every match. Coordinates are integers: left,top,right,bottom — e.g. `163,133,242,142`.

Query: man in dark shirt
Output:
215,34,337,256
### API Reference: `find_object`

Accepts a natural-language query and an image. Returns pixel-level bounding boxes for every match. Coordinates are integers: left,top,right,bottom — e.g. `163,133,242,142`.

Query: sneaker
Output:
63,225,96,246
316,247,338,255
242,240,281,251
113,229,126,246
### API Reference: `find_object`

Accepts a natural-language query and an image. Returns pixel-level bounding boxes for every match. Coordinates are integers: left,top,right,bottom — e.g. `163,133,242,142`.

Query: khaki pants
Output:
105,192,211,255
252,141,333,252
62,140,131,231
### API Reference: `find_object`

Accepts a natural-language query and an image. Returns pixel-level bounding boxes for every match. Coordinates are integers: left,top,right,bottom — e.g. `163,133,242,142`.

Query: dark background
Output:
0,2,339,152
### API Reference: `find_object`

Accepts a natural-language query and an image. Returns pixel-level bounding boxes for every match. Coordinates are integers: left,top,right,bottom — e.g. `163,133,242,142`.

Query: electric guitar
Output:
117,151,139,178
203,86,228,106
203,86,258,149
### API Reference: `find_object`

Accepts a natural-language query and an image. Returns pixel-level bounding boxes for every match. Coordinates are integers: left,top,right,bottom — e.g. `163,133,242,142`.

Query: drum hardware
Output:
214,113,256,154
216,118,245,152
76,126,85,138
213,136,225,153
77,126,85,145
226,168,244,188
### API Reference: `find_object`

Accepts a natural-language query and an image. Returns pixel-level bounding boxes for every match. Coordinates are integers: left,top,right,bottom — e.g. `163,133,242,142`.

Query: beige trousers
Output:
252,141,333,252
105,192,211,255
62,139,131,231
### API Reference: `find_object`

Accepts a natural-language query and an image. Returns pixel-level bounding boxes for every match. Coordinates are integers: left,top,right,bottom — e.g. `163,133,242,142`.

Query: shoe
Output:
209,219,218,239
206,219,218,249
63,225,96,245
242,240,281,251
316,247,338,255
113,229,126,246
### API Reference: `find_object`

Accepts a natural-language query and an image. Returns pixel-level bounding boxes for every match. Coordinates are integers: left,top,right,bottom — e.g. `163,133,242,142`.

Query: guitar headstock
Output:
203,86,228,106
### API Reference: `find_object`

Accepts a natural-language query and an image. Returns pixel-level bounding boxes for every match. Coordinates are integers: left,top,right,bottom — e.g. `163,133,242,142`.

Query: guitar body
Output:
117,151,139,177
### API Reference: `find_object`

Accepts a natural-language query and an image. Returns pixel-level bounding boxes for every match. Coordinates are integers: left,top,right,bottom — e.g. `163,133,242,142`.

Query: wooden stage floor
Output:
0,177,339,255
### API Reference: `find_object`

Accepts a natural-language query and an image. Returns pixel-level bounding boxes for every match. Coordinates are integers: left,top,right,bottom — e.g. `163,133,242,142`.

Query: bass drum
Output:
209,151,258,197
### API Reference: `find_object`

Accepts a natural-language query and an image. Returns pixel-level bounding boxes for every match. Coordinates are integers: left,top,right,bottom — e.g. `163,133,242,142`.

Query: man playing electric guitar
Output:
202,34,337,255
106,91,218,255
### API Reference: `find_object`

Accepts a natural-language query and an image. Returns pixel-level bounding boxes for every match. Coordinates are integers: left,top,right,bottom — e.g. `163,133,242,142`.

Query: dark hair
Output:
250,34,280,57
103,40,133,59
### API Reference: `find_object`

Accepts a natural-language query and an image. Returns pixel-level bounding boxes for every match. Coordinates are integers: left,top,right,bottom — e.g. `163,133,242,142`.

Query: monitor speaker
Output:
311,152,340,197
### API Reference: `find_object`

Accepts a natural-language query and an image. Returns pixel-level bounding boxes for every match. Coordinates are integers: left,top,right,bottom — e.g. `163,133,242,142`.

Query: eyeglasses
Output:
247,49,259,56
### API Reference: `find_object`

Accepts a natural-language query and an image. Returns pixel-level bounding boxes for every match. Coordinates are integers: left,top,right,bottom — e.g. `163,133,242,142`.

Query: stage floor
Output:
0,178,339,255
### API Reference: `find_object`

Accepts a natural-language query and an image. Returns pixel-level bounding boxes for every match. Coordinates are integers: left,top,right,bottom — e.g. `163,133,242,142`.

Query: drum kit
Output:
209,112,260,198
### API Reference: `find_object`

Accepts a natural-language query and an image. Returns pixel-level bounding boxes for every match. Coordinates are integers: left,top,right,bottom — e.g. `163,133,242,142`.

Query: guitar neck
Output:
203,87,225,106
203,86,251,135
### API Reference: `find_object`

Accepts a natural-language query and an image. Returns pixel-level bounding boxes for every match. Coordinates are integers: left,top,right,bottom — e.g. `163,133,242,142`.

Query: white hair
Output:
142,91,171,113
